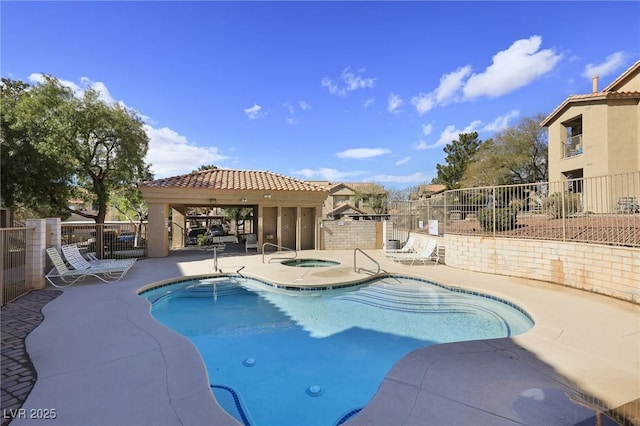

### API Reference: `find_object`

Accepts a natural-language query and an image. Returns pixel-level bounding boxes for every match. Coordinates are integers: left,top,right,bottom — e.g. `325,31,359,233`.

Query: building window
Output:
562,116,583,158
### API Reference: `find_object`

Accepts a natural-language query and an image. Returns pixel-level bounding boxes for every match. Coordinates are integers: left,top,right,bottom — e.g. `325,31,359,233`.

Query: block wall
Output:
322,220,377,250
445,234,640,304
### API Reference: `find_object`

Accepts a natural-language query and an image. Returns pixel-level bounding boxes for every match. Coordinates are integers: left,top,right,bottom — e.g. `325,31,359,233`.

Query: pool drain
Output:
242,358,256,367
306,385,323,397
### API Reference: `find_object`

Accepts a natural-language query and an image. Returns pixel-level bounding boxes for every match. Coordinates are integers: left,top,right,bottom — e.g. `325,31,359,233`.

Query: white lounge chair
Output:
389,239,439,265
385,235,417,256
61,244,136,270
45,247,134,288
245,234,259,253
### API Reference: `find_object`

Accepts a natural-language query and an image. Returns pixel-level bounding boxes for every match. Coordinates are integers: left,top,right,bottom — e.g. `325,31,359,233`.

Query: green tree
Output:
193,164,218,172
1,78,73,218
1,75,150,223
223,207,253,236
432,132,482,189
462,114,548,187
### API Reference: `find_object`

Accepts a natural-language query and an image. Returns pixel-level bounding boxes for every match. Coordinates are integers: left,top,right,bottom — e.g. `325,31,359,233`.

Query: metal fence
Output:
389,172,640,248
1,227,34,306
61,222,148,260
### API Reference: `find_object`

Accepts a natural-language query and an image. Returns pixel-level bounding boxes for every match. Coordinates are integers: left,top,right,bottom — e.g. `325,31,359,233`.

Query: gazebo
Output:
138,169,328,257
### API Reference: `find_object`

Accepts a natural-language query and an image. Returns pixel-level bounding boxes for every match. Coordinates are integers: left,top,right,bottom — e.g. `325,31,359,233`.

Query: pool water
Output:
142,276,533,426
281,258,341,267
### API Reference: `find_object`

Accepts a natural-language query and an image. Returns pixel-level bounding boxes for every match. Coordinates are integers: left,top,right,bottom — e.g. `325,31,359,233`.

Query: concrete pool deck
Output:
6,248,640,425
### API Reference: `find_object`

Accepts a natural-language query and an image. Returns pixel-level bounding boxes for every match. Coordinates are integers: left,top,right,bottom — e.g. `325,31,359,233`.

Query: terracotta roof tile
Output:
140,169,326,192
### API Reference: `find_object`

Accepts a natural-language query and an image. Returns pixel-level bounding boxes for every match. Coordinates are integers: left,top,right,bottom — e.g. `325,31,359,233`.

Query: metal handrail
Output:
262,243,297,263
353,248,383,275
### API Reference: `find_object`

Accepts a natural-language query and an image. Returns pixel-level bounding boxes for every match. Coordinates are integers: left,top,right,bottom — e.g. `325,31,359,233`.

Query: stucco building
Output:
541,60,640,213
139,169,328,257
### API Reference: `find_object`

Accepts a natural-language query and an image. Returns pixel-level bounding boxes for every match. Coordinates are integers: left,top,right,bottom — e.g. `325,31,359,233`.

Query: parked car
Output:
209,224,228,237
116,231,136,249
205,225,228,244
186,228,208,245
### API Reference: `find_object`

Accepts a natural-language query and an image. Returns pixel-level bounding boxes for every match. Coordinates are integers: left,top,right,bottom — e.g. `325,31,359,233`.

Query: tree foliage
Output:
432,132,482,190
1,76,150,223
462,114,548,187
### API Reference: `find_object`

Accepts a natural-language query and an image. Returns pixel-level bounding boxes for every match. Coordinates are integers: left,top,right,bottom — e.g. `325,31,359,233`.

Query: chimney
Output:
592,75,599,94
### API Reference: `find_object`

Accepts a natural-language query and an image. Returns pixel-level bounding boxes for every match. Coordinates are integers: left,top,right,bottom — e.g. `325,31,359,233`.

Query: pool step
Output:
339,284,476,314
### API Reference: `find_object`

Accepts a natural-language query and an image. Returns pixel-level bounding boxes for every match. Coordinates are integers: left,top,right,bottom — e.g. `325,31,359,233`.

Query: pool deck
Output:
5,247,640,425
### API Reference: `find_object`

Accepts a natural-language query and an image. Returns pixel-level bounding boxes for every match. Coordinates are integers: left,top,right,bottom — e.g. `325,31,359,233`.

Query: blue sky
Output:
2,1,639,189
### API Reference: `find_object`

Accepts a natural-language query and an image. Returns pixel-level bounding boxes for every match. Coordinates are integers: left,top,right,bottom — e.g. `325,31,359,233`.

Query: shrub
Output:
543,192,581,218
476,207,517,231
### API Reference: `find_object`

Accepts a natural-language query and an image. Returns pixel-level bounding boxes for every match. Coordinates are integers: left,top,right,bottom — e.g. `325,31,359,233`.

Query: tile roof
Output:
317,181,387,193
139,169,326,192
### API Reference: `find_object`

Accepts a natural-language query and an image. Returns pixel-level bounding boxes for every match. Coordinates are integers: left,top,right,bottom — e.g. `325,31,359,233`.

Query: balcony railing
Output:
562,134,583,158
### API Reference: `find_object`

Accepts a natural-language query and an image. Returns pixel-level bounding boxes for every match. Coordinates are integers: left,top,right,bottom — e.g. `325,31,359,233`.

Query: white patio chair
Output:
61,244,136,270
389,239,439,265
245,234,259,253
385,235,417,256
46,247,134,288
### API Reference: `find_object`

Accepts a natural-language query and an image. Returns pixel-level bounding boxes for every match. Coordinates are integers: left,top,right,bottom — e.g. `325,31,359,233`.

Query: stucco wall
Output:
444,234,640,303
321,220,377,250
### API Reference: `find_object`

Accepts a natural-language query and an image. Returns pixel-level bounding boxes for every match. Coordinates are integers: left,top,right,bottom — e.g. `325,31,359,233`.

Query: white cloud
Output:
463,35,562,99
410,93,435,115
244,104,263,120
28,73,115,104
363,98,375,108
422,123,433,136
321,67,376,96
434,65,472,104
144,125,228,178
583,51,626,79
368,171,432,184
387,93,404,114
395,156,411,166
413,140,429,150
299,100,312,110
291,167,362,181
483,110,520,132
419,121,482,150
336,147,391,159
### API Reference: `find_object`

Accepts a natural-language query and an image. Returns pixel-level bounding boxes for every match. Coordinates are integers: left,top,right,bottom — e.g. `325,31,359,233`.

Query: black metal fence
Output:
61,222,148,259
1,227,33,306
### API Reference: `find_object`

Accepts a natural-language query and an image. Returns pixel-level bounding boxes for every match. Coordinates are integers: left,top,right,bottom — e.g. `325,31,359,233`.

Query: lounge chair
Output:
45,247,134,288
385,235,417,256
245,234,259,253
389,239,439,265
61,244,136,270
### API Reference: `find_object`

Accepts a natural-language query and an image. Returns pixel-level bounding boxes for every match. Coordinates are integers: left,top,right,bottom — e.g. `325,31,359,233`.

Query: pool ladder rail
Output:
262,243,297,263
354,248,387,275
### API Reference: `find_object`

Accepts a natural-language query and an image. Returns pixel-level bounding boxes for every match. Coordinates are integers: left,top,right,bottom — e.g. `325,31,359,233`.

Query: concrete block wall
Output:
322,220,377,250
445,234,640,304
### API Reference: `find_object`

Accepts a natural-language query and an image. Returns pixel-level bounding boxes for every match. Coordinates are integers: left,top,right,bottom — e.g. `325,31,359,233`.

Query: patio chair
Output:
61,244,136,270
385,235,417,256
245,234,259,253
45,247,134,288
389,239,439,266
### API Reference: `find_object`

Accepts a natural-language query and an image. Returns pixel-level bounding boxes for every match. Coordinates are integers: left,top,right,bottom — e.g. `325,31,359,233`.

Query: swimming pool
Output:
141,275,533,426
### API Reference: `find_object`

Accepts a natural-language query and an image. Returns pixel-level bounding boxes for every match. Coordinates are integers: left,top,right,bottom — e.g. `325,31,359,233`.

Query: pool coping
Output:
7,249,640,425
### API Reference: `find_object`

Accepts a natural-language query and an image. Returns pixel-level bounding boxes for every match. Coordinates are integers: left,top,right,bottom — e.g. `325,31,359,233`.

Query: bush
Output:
477,207,517,231
543,192,581,218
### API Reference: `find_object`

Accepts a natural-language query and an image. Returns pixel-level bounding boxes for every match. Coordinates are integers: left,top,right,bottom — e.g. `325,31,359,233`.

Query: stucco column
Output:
147,202,169,257
276,206,282,248
25,219,46,289
171,206,186,249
